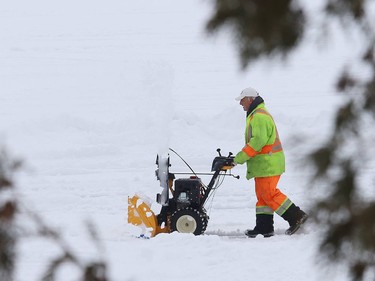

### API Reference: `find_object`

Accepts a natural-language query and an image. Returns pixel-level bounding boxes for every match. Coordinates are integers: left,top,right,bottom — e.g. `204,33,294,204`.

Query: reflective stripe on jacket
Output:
234,103,285,179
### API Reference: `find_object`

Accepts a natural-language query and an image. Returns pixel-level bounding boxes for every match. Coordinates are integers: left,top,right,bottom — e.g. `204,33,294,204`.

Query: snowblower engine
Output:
174,178,203,209
128,148,238,237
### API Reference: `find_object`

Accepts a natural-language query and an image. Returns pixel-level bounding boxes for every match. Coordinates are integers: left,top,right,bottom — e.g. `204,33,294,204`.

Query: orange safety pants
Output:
254,175,293,216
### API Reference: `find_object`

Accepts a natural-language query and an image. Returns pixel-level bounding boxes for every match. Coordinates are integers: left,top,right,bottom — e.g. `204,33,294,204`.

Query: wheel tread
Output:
170,207,208,235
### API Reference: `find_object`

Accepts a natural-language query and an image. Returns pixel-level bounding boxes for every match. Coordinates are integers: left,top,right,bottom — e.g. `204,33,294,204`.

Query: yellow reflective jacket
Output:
234,103,285,179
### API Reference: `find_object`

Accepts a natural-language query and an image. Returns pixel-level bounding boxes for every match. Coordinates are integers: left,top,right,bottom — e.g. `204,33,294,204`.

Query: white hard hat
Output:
235,87,259,101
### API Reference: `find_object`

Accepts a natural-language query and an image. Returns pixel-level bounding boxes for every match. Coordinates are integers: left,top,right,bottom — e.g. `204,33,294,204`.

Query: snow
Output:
0,0,366,280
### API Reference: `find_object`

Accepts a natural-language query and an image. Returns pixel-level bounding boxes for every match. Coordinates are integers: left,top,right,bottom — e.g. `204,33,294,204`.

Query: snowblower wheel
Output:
170,207,208,235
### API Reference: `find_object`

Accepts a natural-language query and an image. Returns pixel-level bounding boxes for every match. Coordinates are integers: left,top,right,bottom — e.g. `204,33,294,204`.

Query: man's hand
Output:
234,151,248,165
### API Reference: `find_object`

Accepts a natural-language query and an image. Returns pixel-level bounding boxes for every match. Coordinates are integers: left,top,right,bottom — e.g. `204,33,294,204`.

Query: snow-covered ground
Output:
0,1,366,280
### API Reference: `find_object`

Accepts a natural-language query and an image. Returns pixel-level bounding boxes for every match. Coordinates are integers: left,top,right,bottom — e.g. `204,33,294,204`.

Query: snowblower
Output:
128,148,238,237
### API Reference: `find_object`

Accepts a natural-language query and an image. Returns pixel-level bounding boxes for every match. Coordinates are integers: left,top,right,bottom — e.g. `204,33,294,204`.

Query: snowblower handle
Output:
211,155,235,171
217,148,222,156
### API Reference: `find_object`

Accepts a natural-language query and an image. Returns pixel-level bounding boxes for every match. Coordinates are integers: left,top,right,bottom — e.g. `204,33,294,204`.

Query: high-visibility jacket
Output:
234,103,285,179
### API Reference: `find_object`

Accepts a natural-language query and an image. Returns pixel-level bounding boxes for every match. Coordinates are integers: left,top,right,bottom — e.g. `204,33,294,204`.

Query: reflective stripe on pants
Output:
255,175,292,216
256,205,274,215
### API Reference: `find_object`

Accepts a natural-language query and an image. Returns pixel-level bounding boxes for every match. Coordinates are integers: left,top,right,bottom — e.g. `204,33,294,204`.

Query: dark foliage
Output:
206,0,305,68
0,150,20,281
325,0,365,20
310,52,375,280
0,149,110,281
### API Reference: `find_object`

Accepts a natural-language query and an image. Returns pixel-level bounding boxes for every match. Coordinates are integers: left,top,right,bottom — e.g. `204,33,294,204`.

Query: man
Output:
233,87,308,238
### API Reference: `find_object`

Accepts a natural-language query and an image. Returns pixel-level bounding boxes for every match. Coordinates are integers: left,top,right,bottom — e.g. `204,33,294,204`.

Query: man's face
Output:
239,97,254,111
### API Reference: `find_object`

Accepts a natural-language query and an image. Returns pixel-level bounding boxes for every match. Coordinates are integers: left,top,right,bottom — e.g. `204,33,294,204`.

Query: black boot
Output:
245,214,274,238
281,204,308,235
